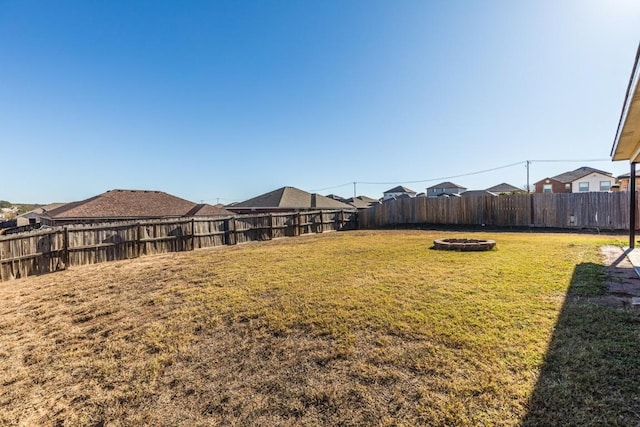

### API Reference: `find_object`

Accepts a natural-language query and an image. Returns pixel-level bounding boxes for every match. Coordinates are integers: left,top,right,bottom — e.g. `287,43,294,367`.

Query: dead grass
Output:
0,230,636,426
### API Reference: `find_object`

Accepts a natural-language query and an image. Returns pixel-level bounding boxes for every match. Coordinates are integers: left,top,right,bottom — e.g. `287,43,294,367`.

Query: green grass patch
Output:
0,230,637,426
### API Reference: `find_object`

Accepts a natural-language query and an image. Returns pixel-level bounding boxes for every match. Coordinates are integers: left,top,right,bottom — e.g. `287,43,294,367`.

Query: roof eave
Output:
612,42,640,163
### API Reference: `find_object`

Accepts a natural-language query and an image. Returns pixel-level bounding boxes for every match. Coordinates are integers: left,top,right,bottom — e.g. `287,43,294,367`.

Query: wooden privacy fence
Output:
0,210,356,282
359,192,635,230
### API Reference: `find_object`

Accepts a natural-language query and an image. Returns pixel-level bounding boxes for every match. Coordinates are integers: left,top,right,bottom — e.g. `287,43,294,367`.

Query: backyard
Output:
0,230,639,426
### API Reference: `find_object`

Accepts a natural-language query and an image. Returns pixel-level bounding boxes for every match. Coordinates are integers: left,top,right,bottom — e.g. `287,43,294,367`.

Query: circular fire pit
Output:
433,238,496,251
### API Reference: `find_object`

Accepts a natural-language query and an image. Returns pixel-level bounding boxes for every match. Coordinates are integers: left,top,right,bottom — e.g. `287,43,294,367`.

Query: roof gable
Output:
383,186,416,194
486,183,522,193
551,167,612,183
426,181,467,190
234,186,352,209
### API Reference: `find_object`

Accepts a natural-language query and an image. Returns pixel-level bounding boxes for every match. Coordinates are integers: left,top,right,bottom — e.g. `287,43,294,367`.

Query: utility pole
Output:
526,160,531,193
353,182,357,198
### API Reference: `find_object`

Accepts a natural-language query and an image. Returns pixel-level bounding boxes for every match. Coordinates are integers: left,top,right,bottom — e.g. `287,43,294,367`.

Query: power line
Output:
357,161,526,185
529,158,610,163
308,182,353,192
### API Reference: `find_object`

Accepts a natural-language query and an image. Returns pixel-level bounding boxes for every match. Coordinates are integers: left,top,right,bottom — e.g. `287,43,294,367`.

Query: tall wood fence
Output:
359,193,635,230
0,210,356,282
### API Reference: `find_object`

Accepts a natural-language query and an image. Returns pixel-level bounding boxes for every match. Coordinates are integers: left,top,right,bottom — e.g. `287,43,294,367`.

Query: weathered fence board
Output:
0,210,356,282
360,192,635,230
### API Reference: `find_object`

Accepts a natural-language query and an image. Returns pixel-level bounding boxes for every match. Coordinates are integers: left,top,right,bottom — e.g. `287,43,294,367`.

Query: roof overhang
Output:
611,43,640,163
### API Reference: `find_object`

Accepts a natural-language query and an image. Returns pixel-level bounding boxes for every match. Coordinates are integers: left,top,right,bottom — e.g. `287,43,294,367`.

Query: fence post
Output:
269,214,274,240
296,212,302,236
63,227,69,269
231,217,237,245
0,242,4,282
191,218,196,250
530,193,536,226
136,223,142,257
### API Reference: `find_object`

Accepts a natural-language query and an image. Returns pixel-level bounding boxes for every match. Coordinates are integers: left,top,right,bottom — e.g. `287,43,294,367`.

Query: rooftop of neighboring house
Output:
383,186,416,194
17,203,68,217
186,203,235,217
426,181,467,190
326,194,347,202
461,190,498,197
44,189,203,219
232,186,353,210
543,166,613,184
486,183,523,193
344,195,378,209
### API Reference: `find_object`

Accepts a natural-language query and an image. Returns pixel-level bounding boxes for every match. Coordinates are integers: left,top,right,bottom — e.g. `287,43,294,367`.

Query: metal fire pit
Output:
433,238,496,251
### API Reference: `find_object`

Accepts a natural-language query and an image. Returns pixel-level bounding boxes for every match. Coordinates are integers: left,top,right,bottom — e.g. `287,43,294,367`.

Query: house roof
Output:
461,190,498,197
427,181,467,190
486,183,522,193
550,166,612,184
344,195,378,209
233,186,353,210
383,186,416,194
186,203,235,216
17,203,67,218
326,194,347,202
611,42,640,162
44,189,201,219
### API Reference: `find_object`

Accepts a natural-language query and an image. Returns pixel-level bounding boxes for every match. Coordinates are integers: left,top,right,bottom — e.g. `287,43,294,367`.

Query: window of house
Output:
543,184,552,193
600,181,611,191
565,183,571,190
578,182,589,192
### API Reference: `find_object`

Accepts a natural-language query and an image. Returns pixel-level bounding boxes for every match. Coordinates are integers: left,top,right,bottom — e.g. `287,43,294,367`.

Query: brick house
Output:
533,167,614,193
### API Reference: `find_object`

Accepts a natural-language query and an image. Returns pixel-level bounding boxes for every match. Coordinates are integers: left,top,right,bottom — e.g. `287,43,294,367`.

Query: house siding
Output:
570,173,614,193
534,178,570,194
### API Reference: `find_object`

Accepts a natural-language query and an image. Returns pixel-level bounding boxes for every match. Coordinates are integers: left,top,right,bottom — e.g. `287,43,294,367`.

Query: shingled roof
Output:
550,167,612,184
426,181,466,190
44,189,203,220
232,186,353,210
486,183,523,193
343,195,380,209
383,186,416,194
186,203,235,217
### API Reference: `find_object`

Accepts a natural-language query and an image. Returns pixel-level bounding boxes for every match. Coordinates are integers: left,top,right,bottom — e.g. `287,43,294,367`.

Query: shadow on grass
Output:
521,262,640,426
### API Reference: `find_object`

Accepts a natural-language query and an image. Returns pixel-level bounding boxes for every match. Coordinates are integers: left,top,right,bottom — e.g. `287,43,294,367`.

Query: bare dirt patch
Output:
596,245,640,309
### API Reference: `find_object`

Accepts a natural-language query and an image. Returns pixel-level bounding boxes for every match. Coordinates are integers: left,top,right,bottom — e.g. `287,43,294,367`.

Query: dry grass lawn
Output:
0,230,638,426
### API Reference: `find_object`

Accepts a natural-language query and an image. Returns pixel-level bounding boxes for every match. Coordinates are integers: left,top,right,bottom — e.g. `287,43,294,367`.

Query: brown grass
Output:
0,230,636,426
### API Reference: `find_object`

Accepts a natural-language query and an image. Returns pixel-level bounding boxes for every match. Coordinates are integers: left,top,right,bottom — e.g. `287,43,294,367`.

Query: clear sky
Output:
1,0,639,204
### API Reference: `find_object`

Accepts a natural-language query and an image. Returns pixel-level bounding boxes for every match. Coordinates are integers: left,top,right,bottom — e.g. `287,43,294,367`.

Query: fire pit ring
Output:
433,238,496,251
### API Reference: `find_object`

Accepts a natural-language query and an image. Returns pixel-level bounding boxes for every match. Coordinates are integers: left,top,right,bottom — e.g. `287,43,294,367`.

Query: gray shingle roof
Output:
486,183,523,193
383,186,416,194
551,167,612,183
234,186,352,209
426,181,467,190
461,190,498,197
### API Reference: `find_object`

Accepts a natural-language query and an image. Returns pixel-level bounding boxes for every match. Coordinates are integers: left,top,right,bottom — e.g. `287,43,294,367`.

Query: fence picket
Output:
0,210,356,282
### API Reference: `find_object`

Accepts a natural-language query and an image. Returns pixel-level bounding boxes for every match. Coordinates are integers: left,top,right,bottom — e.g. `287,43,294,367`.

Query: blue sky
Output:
1,0,639,204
